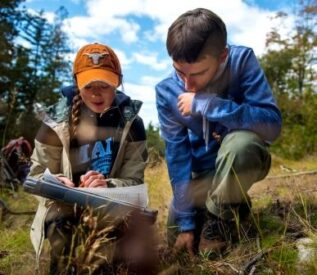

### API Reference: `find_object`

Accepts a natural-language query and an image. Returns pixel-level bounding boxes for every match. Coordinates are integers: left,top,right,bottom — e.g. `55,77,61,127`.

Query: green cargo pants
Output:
167,130,271,246
205,130,271,219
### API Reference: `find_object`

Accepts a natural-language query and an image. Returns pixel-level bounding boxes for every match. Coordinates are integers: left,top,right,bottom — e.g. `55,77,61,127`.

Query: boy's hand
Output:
174,231,195,258
57,176,75,188
79,170,108,188
178,93,195,116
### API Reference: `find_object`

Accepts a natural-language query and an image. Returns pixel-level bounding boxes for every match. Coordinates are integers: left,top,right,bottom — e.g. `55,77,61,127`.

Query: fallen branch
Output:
267,170,317,180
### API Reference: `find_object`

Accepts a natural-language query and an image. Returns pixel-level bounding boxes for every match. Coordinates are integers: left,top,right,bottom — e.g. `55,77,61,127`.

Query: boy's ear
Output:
219,47,228,62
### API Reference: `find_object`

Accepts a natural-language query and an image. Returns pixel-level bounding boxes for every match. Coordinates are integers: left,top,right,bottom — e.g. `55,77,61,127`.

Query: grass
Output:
0,189,39,274
145,160,171,236
269,153,317,176
1,154,317,274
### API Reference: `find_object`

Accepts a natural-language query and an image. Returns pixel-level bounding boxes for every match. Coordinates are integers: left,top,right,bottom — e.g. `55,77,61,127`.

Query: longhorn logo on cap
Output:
84,52,108,65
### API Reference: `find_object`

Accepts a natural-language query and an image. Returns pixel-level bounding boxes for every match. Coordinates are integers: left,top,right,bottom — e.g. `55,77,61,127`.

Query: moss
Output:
269,242,298,273
259,214,284,233
261,234,281,249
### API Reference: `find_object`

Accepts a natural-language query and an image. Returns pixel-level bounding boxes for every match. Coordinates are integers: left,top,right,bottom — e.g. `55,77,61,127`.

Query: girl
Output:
29,43,148,273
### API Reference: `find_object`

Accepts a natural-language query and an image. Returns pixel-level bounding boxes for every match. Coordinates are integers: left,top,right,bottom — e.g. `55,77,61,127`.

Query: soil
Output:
249,172,317,201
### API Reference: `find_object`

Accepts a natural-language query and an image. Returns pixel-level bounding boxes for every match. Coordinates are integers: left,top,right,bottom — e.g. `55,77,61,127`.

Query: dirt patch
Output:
249,173,317,201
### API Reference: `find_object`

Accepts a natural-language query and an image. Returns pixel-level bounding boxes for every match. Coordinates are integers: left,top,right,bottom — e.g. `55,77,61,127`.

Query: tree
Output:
0,0,23,88
16,6,71,110
146,122,165,156
0,0,24,146
260,0,317,159
146,122,165,165
0,5,72,145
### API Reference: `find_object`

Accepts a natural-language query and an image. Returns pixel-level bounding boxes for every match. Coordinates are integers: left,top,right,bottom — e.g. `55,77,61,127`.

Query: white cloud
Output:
25,8,56,24
137,0,289,56
219,2,296,55
140,103,159,127
28,0,297,58
68,37,90,51
61,0,295,57
123,82,158,126
132,52,169,71
64,16,139,43
112,48,133,68
124,83,155,104
140,76,166,86
42,11,56,24
63,0,144,44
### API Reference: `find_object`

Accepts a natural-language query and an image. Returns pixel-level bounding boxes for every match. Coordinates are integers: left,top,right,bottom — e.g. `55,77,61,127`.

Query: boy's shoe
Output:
198,214,232,255
198,202,252,255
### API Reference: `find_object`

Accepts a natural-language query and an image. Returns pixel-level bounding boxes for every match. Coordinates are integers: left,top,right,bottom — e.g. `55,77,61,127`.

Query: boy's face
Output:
173,50,227,93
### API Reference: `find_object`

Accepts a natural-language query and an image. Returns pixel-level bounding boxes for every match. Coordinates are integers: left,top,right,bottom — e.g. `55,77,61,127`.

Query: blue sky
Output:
22,0,295,127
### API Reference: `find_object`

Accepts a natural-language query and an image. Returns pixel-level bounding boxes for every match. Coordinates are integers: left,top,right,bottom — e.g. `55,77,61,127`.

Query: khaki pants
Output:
45,204,158,274
167,130,271,246
45,203,118,274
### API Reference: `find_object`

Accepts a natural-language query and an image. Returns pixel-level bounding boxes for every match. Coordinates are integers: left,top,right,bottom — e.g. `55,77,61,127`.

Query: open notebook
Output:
43,169,149,208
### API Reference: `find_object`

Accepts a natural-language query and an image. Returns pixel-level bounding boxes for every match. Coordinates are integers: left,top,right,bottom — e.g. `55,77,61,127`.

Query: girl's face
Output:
79,81,116,113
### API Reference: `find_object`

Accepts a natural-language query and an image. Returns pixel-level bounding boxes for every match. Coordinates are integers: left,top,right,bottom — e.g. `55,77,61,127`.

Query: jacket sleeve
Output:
28,121,66,179
192,49,282,143
29,139,63,179
108,117,148,187
156,83,196,232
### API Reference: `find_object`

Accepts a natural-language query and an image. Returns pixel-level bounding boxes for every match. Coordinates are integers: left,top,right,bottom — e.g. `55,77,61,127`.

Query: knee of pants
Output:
218,131,270,170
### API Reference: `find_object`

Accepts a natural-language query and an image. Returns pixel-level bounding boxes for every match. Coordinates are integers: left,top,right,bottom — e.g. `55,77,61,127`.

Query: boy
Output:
155,8,282,256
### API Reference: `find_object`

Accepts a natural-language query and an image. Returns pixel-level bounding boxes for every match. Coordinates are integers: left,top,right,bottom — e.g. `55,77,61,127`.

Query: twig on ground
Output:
220,262,240,274
248,265,256,275
242,249,271,274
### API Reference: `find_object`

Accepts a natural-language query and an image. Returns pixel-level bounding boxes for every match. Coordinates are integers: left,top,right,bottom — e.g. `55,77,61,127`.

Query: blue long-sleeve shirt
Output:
155,45,282,232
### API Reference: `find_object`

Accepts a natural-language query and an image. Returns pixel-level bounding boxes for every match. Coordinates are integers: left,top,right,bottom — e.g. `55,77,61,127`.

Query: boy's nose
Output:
184,79,196,92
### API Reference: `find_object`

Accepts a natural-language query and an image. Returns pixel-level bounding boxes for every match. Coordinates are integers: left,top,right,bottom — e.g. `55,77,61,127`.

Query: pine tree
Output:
0,0,24,145
0,4,72,145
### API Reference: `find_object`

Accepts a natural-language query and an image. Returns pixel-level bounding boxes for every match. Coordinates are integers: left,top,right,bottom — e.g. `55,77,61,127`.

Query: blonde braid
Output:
71,90,82,139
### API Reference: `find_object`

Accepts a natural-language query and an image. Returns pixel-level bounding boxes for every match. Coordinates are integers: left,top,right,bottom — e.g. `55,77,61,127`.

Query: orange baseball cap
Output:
73,43,122,89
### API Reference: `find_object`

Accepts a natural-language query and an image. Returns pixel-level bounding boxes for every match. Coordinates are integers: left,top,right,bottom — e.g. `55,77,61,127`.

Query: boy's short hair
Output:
166,8,227,63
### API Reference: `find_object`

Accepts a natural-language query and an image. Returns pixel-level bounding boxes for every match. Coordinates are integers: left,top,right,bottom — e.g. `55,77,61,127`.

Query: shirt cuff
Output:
191,92,216,115
171,203,196,232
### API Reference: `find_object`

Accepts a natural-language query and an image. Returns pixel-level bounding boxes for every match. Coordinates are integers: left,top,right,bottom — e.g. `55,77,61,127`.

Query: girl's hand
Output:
57,176,75,187
79,170,108,188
